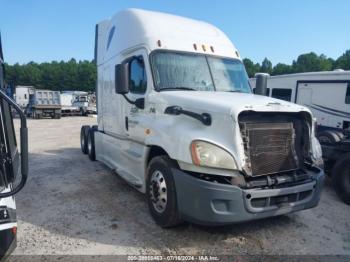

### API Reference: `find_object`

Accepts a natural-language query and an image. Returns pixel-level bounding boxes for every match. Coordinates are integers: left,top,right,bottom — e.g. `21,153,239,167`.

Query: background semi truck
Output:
60,92,80,116
0,34,29,259
251,72,350,204
80,9,324,227
72,92,97,116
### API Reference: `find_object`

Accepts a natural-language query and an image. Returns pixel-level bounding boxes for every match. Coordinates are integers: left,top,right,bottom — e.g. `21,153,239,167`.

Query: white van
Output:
80,9,324,227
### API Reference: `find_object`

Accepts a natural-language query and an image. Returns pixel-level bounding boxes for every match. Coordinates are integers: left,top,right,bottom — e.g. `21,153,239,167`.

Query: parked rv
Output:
72,92,97,116
26,89,62,119
80,9,324,227
0,34,29,259
251,72,350,204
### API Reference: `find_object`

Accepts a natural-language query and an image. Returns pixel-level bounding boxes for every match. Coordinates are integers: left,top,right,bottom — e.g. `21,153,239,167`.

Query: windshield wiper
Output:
159,87,197,91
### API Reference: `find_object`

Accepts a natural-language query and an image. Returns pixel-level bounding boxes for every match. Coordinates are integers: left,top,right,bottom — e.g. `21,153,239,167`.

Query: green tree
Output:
334,50,350,70
261,58,272,74
292,52,333,73
243,58,261,77
272,63,293,75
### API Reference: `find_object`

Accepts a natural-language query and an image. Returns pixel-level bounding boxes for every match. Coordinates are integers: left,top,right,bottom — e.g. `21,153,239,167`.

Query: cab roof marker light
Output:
235,51,240,57
193,43,197,50
202,44,206,52
210,46,214,53
157,40,162,47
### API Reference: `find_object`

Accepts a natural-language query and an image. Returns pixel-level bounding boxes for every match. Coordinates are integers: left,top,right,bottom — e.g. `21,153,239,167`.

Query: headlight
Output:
190,140,237,169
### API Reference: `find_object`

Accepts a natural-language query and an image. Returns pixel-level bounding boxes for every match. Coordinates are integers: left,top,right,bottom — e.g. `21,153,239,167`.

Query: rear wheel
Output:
146,155,182,228
333,153,350,205
87,128,96,161
80,125,90,154
317,130,341,144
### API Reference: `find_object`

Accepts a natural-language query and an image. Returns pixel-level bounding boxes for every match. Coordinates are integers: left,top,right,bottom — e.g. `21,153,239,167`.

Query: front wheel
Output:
146,156,182,228
333,153,350,205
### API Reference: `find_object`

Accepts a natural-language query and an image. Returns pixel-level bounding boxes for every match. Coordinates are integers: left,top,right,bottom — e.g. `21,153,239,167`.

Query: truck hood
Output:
158,91,310,117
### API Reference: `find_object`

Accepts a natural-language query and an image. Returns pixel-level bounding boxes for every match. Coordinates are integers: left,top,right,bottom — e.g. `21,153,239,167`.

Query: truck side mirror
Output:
255,73,269,96
115,63,129,94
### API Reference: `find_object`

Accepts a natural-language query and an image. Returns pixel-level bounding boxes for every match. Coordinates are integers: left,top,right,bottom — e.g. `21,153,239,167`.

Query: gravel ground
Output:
10,117,350,256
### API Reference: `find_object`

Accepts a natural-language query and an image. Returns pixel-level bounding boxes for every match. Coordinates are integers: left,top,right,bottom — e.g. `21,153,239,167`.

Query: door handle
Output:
125,116,128,131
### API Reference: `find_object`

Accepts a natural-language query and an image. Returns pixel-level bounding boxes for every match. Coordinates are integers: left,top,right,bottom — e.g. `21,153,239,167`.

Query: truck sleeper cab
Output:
80,9,324,227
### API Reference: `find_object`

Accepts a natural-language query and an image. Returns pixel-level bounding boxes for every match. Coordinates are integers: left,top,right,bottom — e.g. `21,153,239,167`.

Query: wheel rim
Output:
150,170,167,213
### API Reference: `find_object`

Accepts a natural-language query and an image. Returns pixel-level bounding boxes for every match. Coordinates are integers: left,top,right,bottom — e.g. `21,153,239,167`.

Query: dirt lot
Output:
11,117,350,256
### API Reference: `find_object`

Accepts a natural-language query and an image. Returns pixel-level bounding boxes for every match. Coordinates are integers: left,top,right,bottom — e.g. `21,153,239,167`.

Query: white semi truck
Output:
80,9,324,227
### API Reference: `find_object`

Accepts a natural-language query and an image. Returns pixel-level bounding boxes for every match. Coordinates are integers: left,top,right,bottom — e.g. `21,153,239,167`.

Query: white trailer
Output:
15,86,34,109
80,9,324,227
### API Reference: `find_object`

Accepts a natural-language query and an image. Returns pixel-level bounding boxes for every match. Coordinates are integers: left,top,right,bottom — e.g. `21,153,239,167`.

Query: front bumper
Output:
173,167,324,225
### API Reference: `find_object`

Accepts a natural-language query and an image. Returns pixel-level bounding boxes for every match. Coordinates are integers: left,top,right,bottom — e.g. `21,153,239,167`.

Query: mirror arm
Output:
122,95,144,109
122,94,135,105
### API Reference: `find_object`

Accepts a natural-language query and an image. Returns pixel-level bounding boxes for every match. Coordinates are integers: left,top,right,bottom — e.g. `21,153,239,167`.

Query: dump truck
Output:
26,89,62,119
81,9,324,227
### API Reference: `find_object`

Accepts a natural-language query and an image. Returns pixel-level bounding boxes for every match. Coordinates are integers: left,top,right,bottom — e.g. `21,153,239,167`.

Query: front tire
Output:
333,153,350,205
80,125,90,154
146,155,182,228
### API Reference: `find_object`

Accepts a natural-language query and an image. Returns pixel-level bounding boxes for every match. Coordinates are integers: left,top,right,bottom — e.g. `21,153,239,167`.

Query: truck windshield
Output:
151,52,251,93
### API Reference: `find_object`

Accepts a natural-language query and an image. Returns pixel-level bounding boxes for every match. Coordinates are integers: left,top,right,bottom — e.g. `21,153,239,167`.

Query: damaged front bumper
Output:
173,166,324,225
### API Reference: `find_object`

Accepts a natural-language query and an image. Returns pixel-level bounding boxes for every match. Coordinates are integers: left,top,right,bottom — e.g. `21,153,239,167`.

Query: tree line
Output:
3,50,350,91
4,58,96,92
243,50,350,78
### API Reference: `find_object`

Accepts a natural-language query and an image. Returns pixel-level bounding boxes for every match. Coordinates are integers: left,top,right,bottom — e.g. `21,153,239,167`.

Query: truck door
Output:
0,34,28,258
123,49,150,143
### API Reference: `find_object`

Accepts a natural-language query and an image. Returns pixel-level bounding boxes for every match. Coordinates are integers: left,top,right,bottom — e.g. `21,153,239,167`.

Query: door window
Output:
272,88,292,101
129,57,147,94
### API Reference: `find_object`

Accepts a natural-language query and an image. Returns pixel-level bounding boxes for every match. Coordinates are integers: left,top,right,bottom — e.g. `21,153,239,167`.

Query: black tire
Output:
332,153,350,205
87,128,96,161
317,130,341,144
334,130,344,140
80,125,90,154
146,155,182,228
80,108,87,117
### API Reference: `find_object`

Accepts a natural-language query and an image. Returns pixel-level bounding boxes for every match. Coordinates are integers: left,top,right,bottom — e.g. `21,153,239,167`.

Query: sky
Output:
0,0,349,65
